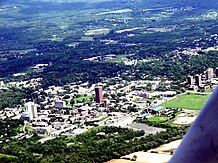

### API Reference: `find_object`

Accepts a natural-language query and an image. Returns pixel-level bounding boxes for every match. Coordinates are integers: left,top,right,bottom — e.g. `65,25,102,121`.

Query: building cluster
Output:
1,65,206,142
0,76,176,138
83,54,116,62
187,67,218,90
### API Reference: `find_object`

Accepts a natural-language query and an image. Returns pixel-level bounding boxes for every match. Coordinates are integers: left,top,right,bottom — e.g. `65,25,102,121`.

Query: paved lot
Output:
127,123,165,135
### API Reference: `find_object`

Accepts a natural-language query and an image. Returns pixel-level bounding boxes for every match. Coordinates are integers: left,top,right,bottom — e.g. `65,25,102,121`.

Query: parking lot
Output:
127,123,166,135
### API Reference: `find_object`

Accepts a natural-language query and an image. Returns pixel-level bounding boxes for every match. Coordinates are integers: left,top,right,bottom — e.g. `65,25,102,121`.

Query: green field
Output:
163,93,210,110
148,116,169,123
75,95,93,103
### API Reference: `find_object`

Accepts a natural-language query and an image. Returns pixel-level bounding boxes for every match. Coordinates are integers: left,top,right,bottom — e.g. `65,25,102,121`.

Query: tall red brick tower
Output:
95,87,103,103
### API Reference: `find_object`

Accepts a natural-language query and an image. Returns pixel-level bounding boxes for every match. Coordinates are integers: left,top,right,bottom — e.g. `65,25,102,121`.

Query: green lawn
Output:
75,95,93,103
148,116,168,123
64,96,93,108
163,93,210,110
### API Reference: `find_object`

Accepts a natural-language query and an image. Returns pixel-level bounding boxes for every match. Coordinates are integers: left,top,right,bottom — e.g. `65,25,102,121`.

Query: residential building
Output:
95,87,103,103
187,75,194,85
206,68,213,80
195,74,202,87
216,67,218,77
25,102,38,120
54,99,65,109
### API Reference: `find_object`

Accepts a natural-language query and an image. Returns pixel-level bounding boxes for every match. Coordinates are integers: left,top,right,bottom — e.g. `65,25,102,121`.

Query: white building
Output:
25,102,38,120
206,68,214,80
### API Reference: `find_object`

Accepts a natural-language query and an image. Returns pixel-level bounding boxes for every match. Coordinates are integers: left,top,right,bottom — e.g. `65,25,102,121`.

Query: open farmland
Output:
163,93,210,110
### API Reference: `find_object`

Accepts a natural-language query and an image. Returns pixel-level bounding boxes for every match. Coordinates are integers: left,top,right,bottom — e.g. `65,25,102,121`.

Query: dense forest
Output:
0,88,25,109
0,87,35,110
1,46,218,88
32,50,218,87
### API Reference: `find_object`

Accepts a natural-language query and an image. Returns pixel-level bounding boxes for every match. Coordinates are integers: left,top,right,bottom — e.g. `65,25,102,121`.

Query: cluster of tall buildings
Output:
187,67,218,87
21,87,104,122
187,75,201,86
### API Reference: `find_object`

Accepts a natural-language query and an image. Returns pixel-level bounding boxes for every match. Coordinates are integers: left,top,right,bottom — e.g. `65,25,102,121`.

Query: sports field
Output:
163,93,210,110
148,116,168,123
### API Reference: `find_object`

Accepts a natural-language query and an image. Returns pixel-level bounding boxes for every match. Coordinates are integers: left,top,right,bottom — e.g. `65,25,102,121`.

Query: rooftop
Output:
152,106,165,112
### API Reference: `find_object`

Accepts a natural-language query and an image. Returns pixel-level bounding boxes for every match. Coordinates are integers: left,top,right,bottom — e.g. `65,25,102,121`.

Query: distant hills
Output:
1,0,217,8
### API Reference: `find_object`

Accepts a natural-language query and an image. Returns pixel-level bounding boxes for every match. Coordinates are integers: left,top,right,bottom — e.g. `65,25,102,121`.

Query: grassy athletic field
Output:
148,116,169,123
163,93,210,110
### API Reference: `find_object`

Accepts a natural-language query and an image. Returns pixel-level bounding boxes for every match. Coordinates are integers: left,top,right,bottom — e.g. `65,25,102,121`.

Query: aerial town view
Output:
0,0,217,162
